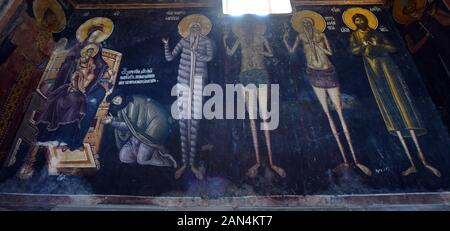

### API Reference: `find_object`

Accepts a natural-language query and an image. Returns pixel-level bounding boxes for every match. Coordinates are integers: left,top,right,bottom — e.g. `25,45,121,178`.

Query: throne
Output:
5,47,122,177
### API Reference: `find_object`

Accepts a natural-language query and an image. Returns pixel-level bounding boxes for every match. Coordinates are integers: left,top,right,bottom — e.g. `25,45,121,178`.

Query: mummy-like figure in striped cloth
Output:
163,14,214,180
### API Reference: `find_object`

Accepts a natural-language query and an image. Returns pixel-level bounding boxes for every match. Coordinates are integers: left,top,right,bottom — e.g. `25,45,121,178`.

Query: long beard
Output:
357,24,369,31
189,31,200,48
305,28,314,39
190,30,199,38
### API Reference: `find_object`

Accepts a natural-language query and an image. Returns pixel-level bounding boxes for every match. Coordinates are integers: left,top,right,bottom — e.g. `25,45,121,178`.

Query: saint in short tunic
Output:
299,32,340,89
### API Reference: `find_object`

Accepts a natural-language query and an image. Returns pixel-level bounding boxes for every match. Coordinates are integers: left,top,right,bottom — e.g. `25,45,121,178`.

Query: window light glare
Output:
223,0,292,15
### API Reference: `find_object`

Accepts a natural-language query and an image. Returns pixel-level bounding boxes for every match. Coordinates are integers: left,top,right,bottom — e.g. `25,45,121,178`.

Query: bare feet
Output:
174,165,186,179
270,164,287,178
17,165,34,180
424,164,441,177
355,162,372,176
246,164,260,178
402,165,417,176
333,162,349,174
191,166,204,180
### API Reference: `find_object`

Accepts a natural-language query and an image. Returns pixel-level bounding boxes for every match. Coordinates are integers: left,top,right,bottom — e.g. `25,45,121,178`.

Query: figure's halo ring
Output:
343,7,379,30
291,10,326,33
76,17,114,43
178,14,212,38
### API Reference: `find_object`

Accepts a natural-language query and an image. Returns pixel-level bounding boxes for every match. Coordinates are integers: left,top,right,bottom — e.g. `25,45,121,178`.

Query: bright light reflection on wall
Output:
222,0,292,16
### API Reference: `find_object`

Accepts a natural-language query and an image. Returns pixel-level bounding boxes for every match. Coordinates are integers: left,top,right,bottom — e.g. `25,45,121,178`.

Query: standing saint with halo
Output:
283,10,372,176
344,7,441,177
163,14,214,180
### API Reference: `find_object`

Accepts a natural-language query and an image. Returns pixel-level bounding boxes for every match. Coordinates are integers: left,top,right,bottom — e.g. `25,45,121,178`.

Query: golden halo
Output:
342,7,379,31
76,17,114,43
81,44,100,58
178,14,212,38
393,0,427,24
291,10,326,33
231,20,267,38
32,0,67,33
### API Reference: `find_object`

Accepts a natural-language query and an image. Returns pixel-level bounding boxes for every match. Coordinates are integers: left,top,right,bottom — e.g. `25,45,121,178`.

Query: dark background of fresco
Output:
1,4,450,197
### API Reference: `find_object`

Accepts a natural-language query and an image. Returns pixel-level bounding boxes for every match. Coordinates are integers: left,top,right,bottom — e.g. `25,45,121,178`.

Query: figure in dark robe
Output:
104,91,177,168
16,17,115,180
402,0,450,127
36,24,112,152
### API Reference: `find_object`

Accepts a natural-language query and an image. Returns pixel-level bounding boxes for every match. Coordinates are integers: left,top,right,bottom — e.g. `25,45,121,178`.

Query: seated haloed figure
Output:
71,44,99,94
103,91,177,168
35,18,114,153
36,43,106,153
16,17,116,180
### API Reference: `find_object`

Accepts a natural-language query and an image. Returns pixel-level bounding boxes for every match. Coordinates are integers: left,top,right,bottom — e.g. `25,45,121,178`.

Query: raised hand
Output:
362,40,369,47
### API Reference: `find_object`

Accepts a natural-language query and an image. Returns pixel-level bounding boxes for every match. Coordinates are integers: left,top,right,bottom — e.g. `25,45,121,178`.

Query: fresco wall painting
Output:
0,0,68,166
0,0,449,206
392,0,450,129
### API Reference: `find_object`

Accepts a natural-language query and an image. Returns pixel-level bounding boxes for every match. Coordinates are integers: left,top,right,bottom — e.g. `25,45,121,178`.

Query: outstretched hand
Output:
162,37,169,44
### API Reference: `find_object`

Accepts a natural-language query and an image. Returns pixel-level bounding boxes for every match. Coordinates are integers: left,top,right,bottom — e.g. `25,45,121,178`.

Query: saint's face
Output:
403,2,421,19
240,17,257,35
43,10,58,30
409,8,422,19
87,30,102,43
112,96,123,106
190,23,201,33
302,19,314,34
354,16,368,30
87,48,95,57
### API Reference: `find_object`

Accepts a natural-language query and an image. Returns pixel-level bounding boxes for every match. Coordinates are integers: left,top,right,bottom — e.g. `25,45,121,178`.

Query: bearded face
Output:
403,0,422,19
189,23,201,36
353,15,369,31
43,9,58,30
302,18,314,36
